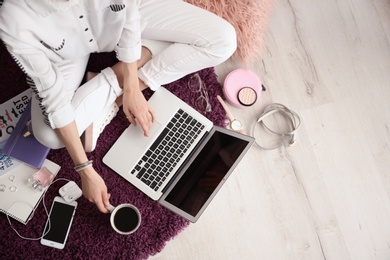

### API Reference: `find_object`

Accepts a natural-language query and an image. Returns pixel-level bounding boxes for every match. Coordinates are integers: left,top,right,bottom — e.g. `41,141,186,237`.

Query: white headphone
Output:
251,103,301,150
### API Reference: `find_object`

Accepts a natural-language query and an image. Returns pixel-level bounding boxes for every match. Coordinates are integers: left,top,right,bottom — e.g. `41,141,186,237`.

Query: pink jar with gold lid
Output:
222,69,262,108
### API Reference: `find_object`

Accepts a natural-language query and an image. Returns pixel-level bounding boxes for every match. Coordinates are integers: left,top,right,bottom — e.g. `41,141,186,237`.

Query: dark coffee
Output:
113,207,139,233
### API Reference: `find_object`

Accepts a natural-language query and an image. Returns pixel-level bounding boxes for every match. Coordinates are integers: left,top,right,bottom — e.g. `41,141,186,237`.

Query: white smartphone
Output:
40,196,77,249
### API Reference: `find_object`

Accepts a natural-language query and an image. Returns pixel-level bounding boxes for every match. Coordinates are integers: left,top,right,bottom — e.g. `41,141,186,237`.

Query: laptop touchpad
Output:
130,121,161,148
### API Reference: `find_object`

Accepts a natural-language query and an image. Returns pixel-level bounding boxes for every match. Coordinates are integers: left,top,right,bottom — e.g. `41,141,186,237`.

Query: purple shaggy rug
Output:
0,43,227,259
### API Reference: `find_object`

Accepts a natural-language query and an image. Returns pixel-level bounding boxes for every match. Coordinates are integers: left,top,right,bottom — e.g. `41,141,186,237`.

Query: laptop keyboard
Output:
131,109,205,191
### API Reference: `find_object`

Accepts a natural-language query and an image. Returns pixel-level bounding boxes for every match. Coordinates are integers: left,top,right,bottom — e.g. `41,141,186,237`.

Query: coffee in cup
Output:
106,204,141,235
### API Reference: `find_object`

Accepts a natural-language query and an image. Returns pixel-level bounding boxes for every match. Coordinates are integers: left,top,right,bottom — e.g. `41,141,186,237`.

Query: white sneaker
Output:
83,103,119,152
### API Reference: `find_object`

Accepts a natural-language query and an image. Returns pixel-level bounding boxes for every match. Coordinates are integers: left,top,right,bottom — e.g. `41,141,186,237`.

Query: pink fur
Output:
186,0,275,65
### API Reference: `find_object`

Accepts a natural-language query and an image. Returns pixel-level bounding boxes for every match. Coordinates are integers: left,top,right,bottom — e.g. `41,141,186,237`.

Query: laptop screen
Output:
161,128,253,222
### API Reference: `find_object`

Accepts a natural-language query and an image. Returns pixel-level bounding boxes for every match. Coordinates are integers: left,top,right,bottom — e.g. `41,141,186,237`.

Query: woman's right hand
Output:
79,166,111,213
55,119,111,214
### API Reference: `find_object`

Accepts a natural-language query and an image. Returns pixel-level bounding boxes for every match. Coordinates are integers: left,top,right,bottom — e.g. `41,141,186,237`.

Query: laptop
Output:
103,87,254,222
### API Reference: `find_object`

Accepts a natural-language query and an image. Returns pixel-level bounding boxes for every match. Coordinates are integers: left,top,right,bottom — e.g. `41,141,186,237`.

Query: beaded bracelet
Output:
74,160,93,172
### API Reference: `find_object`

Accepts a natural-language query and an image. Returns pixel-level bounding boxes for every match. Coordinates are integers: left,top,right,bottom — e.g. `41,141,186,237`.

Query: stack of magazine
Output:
0,89,60,224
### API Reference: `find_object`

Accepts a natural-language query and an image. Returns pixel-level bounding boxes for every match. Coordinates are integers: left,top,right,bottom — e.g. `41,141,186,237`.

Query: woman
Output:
0,0,236,213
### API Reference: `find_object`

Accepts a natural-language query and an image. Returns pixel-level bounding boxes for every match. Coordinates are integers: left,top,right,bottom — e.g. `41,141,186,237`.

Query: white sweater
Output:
0,0,143,128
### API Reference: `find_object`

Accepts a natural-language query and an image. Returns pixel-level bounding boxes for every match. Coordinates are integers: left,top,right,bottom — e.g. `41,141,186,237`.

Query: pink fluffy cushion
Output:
185,0,275,64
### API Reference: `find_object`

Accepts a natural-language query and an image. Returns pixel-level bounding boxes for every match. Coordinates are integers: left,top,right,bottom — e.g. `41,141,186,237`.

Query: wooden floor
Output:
151,0,390,259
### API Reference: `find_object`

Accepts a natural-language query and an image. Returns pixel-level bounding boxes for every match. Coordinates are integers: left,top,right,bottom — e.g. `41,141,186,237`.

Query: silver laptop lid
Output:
158,126,254,223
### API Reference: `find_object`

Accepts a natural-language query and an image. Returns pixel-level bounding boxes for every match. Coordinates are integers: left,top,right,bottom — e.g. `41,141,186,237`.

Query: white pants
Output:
138,0,237,90
32,0,237,149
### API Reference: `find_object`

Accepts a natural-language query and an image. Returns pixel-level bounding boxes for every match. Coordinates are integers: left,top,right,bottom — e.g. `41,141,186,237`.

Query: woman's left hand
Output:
121,61,155,136
123,86,155,136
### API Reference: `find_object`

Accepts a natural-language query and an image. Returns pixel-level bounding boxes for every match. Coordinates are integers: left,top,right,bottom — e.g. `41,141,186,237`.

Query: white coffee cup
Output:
106,204,141,235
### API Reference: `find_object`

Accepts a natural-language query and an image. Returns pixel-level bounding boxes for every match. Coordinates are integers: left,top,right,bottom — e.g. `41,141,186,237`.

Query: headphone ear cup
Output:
289,133,297,146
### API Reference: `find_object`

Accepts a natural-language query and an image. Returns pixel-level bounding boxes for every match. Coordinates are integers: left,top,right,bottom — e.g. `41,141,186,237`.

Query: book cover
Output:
3,99,50,169
0,159,60,224
0,89,32,143
0,141,22,177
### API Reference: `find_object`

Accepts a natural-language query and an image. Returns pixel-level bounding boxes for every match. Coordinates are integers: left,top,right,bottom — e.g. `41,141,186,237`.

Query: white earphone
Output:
251,103,301,150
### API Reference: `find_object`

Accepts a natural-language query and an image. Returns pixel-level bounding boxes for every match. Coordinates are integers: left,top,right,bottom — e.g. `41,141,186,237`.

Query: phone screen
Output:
43,200,76,244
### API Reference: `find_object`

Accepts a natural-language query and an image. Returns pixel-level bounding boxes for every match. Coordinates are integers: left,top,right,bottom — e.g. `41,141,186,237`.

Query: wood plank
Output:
151,0,390,259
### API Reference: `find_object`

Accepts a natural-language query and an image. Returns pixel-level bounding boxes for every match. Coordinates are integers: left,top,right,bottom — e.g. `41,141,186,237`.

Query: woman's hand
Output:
121,62,155,136
79,166,111,213
123,87,155,136
55,121,111,213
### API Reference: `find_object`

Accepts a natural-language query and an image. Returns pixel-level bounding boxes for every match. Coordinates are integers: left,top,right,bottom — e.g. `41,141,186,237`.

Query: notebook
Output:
103,87,254,222
0,159,60,224
0,140,22,177
0,89,32,143
3,99,50,169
